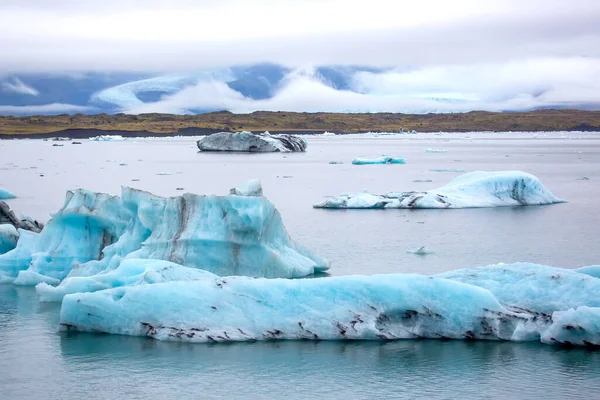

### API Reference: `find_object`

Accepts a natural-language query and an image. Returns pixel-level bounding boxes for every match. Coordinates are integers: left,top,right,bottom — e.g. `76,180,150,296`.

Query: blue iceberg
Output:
0,224,19,255
0,184,329,285
352,156,406,165
425,148,448,153
0,188,16,200
314,171,565,209
58,262,600,347
575,265,600,279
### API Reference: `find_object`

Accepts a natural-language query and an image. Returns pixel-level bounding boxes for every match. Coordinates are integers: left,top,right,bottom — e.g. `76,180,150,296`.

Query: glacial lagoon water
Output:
1,132,600,399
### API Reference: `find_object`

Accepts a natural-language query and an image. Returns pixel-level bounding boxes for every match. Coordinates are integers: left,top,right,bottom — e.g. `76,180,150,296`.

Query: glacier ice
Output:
0,201,44,233
229,179,263,197
0,184,328,285
197,131,307,152
0,188,16,200
0,224,19,254
575,265,600,279
314,171,564,209
90,135,125,142
37,259,216,302
430,168,465,172
322,131,336,136
352,156,406,165
58,262,600,347
425,148,448,153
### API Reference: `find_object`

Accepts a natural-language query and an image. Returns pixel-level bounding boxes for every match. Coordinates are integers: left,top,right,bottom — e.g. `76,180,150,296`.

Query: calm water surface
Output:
1,132,599,399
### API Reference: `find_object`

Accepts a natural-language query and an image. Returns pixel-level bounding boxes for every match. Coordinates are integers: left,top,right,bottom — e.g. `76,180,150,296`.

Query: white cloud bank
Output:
1,78,39,96
120,57,600,114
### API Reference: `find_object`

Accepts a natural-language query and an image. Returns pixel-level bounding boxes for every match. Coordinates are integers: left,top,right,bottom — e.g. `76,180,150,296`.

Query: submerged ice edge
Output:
57,262,600,348
314,171,565,209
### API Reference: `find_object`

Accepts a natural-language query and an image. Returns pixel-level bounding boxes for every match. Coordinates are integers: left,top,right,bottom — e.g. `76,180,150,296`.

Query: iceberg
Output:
352,156,406,165
314,171,564,209
197,131,306,153
425,148,448,153
407,246,435,255
430,169,465,172
0,188,16,200
58,263,600,347
322,131,336,136
0,201,44,233
90,135,125,141
0,224,19,254
0,184,328,285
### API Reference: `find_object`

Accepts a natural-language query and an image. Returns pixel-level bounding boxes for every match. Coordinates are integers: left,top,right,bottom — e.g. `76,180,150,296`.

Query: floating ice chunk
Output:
37,259,216,302
230,179,263,197
314,171,564,209
59,262,600,346
352,157,406,165
0,185,328,285
90,135,125,141
0,224,19,254
430,169,465,172
413,179,433,183
575,265,600,279
197,131,306,152
328,161,344,164
59,273,525,342
407,246,435,255
0,188,16,200
425,148,448,153
322,131,336,136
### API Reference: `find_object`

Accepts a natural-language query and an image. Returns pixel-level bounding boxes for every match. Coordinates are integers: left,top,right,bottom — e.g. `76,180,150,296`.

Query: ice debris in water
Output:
90,135,125,141
0,188,16,200
197,131,306,153
425,148,448,153
407,246,435,255
329,161,344,165
352,156,406,165
314,171,565,209
413,179,433,183
0,182,329,286
322,131,336,136
430,169,465,172
230,179,263,197
58,262,600,347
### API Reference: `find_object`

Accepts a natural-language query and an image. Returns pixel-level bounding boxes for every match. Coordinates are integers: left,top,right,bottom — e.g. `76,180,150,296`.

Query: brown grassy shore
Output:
1,109,599,138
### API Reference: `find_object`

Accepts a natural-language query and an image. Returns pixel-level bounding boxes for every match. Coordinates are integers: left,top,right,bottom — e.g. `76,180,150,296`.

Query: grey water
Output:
1,132,600,399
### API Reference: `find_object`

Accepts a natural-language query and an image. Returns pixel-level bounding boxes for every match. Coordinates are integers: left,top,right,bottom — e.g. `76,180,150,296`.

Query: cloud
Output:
119,57,600,114
1,77,39,96
0,103,93,115
0,0,599,72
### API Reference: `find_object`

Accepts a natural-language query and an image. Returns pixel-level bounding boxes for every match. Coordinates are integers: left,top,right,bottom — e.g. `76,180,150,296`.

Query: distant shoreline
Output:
1,110,599,138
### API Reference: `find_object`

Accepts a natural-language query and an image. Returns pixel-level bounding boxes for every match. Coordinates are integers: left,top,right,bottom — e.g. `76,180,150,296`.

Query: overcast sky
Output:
1,0,599,114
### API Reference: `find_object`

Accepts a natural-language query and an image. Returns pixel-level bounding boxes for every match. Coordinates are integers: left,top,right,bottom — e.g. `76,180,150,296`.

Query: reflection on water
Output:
1,286,599,400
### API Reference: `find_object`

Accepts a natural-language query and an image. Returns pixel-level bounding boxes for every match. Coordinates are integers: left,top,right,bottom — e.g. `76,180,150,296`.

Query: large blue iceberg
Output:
58,262,600,347
0,224,19,254
0,183,329,285
314,171,564,209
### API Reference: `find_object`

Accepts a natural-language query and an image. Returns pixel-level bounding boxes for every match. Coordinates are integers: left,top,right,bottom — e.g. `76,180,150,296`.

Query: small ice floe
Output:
329,161,344,165
407,246,435,255
429,169,465,172
413,179,433,183
425,148,448,153
352,156,406,165
577,177,590,180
